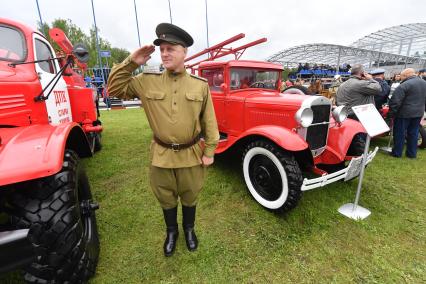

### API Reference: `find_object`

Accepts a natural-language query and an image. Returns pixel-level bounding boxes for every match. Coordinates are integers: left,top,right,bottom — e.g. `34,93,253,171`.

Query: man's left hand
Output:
202,155,214,166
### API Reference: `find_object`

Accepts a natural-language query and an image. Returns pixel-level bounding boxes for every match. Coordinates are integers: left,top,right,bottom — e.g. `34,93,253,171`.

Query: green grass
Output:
2,108,425,283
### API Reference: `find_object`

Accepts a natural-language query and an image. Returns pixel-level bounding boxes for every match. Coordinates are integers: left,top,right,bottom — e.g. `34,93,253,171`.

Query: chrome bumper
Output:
301,147,379,191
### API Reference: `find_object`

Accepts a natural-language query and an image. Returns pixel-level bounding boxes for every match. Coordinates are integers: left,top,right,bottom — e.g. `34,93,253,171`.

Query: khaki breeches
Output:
149,165,206,209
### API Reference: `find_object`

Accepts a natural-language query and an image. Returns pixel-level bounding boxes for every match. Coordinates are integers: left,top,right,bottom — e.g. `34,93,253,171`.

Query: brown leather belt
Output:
154,134,201,151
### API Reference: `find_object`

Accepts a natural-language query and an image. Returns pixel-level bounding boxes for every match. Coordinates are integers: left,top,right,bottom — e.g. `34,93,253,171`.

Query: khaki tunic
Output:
108,56,219,168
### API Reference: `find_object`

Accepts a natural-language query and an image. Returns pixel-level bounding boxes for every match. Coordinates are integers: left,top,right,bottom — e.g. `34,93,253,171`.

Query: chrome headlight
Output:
332,105,347,123
295,107,314,128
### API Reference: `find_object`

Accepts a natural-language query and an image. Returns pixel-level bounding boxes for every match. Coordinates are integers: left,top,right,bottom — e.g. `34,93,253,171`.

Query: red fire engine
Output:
186,34,378,212
0,18,100,282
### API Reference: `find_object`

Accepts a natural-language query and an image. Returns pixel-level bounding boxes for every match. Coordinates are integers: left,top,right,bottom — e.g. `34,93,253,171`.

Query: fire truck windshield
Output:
0,26,26,62
230,68,279,90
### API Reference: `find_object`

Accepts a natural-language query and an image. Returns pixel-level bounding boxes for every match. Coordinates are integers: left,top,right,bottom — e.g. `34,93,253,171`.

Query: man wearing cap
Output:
388,68,426,158
419,68,426,81
108,23,219,256
336,64,382,120
369,68,390,110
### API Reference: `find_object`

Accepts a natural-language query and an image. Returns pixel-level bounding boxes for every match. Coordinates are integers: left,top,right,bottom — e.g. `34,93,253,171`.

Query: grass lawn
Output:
2,108,425,283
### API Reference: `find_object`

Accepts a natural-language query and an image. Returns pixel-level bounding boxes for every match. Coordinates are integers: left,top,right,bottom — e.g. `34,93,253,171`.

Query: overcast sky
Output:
1,0,425,65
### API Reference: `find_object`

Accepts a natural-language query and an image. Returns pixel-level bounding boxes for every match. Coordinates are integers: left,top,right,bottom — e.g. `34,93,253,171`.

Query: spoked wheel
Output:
242,140,303,213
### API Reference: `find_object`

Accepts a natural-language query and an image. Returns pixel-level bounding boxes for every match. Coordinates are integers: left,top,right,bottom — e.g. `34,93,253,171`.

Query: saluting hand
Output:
202,155,214,167
131,45,155,66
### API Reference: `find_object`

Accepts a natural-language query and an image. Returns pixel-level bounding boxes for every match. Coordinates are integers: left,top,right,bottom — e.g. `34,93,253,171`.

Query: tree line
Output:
38,18,130,69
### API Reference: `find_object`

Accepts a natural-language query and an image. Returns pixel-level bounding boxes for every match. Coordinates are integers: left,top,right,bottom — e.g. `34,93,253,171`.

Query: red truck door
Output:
33,33,73,124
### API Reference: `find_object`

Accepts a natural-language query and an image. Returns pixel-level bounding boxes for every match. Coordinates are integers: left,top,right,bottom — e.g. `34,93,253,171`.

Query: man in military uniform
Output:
369,68,390,110
108,23,219,256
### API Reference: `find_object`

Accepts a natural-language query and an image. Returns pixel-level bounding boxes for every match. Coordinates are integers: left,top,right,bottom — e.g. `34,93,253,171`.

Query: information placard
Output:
352,104,390,137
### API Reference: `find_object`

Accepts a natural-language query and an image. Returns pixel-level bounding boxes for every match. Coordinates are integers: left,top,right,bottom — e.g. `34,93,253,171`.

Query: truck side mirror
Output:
73,43,90,63
220,83,227,92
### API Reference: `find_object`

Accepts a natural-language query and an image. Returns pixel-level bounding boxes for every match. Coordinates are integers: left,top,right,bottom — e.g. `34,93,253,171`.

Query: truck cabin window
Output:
35,39,56,74
201,68,224,92
0,26,26,61
230,68,279,90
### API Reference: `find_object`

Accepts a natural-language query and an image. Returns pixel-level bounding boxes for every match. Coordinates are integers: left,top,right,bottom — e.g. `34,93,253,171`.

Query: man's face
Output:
159,42,187,71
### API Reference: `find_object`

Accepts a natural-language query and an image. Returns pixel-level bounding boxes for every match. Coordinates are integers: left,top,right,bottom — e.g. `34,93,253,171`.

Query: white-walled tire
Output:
242,140,303,213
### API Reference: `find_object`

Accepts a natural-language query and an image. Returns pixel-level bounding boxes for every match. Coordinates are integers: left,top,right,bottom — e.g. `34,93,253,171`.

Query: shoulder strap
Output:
190,74,208,82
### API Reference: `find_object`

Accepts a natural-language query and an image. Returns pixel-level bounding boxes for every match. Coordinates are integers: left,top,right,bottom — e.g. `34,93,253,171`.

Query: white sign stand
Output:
379,128,393,153
338,104,390,220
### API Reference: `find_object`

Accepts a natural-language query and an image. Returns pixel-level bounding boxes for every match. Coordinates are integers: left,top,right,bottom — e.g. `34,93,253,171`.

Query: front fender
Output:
0,123,91,186
324,119,366,162
239,125,309,152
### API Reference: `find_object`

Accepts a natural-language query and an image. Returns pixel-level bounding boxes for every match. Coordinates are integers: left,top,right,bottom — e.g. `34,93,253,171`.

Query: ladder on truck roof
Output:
184,33,267,73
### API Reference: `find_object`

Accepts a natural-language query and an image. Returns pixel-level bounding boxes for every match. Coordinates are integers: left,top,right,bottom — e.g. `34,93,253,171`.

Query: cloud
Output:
2,0,424,65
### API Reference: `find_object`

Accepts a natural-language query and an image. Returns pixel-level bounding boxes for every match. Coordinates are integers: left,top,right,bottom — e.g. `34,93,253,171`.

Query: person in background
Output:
284,78,311,95
389,73,401,98
336,64,381,120
419,68,426,81
88,75,101,116
308,79,323,95
388,68,426,158
369,68,390,110
102,84,111,111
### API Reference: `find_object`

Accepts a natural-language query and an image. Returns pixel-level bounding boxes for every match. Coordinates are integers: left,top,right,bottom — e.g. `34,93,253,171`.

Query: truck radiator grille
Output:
306,105,330,150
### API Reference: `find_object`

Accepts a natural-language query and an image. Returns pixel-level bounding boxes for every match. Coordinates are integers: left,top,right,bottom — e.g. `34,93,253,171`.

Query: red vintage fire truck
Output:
0,18,100,282
186,34,378,212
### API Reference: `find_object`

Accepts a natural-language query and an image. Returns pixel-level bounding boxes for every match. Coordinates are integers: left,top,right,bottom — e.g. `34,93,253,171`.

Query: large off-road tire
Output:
242,140,303,213
418,126,426,149
94,133,102,152
9,150,99,283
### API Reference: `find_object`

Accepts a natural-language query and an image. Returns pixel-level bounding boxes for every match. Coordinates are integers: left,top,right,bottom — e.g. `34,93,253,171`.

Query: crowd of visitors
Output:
297,62,351,73
333,65,426,159
283,64,426,160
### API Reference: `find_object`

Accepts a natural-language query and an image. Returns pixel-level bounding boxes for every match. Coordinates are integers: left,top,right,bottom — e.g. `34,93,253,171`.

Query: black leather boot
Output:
182,205,198,251
162,207,178,257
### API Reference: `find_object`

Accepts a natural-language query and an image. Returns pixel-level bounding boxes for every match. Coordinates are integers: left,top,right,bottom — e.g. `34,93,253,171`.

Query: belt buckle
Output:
171,143,180,152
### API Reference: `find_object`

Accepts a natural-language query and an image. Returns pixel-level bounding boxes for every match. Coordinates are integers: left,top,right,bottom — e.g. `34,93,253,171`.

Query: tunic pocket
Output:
185,92,203,118
185,92,203,102
145,91,167,118
146,91,166,100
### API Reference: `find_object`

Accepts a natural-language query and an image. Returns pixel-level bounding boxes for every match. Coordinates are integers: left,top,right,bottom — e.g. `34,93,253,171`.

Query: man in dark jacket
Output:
388,68,426,158
369,68,390,110
336,64,381,120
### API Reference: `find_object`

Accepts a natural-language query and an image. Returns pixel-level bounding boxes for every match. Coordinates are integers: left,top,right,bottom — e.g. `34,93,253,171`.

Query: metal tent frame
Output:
267,23,426,74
